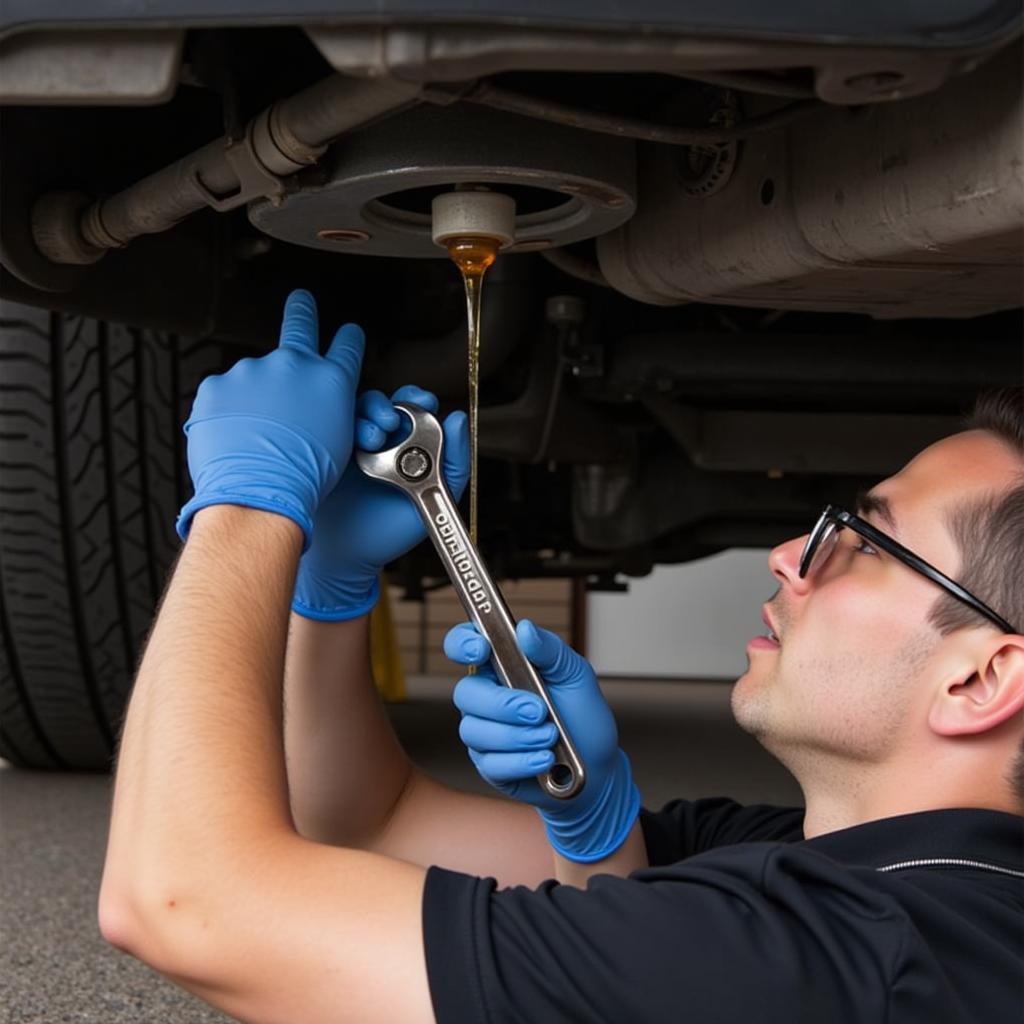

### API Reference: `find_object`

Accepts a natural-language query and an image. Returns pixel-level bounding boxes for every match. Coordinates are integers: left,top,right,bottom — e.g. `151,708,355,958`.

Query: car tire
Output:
0,301,239,770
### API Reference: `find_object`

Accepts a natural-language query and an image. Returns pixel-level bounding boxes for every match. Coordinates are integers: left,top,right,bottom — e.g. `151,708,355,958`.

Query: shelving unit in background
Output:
389,578,574,677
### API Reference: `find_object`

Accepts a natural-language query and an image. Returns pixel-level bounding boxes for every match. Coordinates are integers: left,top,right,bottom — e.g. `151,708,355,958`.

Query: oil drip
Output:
444,235,500,549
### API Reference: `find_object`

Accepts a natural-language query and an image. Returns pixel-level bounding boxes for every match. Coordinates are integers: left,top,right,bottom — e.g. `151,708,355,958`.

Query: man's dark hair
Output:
926,387,1024,802
929,388,1024,637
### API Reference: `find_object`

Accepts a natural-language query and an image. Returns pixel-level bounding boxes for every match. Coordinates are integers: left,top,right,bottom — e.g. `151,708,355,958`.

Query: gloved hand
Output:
176,289,365,549
445,619,640,864
292,386,470,620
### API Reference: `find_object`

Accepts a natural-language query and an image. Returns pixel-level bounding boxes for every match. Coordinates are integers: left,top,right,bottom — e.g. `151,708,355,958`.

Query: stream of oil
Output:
445,236,500,676
444,236,500,549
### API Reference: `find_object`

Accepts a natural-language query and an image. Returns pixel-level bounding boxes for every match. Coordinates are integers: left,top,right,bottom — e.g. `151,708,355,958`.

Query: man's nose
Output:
768,534,813,595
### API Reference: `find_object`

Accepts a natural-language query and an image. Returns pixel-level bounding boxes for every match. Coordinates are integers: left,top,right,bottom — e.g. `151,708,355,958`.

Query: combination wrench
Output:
356,402,585,800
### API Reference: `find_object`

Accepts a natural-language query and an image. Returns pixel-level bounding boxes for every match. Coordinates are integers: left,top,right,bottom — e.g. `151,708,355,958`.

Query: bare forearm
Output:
101,507,300,917
283,613,414,846
282,614,559,887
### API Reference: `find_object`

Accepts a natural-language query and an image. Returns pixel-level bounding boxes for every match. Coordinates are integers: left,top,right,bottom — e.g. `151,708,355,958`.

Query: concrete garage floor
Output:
1,675,802,1024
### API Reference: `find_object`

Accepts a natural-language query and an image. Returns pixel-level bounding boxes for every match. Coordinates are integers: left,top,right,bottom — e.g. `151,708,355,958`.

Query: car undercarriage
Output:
1,5,1021,766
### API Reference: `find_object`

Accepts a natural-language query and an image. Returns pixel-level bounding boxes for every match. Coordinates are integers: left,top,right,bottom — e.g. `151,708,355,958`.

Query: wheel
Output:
0,301,239,769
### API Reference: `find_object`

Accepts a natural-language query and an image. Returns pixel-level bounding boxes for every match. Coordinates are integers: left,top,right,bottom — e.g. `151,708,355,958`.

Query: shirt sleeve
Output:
423,842,906,1024
640,796,805,865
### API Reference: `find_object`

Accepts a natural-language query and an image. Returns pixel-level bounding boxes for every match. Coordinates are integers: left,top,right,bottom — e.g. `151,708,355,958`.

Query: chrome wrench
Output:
356,402,585,799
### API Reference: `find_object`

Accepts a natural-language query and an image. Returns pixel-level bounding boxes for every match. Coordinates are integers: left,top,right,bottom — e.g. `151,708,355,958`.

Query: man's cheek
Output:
811,579,905,649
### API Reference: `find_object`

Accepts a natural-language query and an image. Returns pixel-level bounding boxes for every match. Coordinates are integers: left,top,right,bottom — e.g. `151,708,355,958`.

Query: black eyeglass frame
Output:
798,504,1016,635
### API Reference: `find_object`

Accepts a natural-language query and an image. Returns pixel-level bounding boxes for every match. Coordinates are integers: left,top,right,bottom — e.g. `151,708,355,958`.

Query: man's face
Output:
731,429,1018,774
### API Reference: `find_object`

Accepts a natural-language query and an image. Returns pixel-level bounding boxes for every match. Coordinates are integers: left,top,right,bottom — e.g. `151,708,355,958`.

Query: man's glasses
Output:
799,504,1016,635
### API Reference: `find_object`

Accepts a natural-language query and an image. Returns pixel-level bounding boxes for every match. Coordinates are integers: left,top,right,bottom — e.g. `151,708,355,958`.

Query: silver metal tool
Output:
357,402,585,800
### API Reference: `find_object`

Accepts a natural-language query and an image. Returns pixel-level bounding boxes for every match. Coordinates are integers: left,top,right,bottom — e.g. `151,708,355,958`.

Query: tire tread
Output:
0,301,246,769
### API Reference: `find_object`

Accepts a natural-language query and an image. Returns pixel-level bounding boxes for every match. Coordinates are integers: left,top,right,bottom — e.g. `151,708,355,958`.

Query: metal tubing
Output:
270,74,418,162
80,138,237,248
459,82,818,146
70,74,420,256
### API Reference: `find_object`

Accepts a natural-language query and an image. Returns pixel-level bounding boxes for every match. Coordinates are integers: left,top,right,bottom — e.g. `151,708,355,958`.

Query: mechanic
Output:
98,290,1023,1024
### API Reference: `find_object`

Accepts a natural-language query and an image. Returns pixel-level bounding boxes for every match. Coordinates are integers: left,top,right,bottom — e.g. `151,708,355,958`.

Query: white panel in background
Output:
587,549,775,680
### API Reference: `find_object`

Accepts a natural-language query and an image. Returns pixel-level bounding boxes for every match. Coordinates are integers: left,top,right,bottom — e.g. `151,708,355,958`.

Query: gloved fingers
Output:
516,619,588,686
468,747,556,784
443,622,491,666
382,385,438,444
390,384,439,412
442,411,470,499
356,390,401,431
325,322,366,380
355,417,386,451
355,391,400,450
459,714,558,753
188,368,225,414
278,289,319,352
453,672,548,726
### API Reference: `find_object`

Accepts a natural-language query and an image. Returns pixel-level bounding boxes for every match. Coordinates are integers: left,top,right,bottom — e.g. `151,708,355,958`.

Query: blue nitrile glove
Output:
292,386,470,620
176,289,365,549
445,619,640,864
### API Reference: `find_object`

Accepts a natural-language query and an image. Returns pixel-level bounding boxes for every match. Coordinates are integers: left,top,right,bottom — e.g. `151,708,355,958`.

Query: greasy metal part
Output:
540,247,611,288
431,190,517,250
0,29,183,104
30,193,107,266
675,70,815,99
477,329,626,465
250,102,635,258
472,305,1019,467
306,25,1011,103
441,81,819,146
598,44,1024,316
571,450,827,555
544,294,587,327
527,297,577,463
594,328,1018,406
641,401,962,474
32,74,420,264
267,72,417,169
568,395,976,556
674,139,739,199
357,403,586,800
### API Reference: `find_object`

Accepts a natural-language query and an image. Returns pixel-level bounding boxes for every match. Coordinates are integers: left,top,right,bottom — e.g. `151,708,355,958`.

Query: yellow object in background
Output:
370,576,406,702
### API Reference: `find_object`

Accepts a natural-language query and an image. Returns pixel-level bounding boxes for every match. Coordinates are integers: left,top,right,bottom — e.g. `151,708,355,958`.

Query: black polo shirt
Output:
422,799,1024,1023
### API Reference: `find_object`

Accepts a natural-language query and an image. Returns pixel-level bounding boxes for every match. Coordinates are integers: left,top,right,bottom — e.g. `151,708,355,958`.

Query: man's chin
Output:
730,665,772,738
732,657,767,699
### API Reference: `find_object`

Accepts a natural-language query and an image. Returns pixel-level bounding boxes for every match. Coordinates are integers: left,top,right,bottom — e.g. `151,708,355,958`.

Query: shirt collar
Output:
799,808,1024,872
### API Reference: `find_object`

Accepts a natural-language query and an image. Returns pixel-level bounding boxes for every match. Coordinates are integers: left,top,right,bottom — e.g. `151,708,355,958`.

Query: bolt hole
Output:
317,228,370,244
759,179,776,206
548,763,574,788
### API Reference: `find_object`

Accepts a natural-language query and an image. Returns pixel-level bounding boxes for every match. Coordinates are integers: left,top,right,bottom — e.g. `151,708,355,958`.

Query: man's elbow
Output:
97,846,152,955
98,883,142,956
97,878,202,978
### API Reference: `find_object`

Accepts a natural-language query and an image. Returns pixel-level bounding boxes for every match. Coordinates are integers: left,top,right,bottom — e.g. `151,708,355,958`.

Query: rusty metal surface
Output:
598,46,1024,317
0,29,184,105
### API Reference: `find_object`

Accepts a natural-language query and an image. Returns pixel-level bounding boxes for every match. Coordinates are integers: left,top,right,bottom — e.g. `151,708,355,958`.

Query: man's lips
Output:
748,606,781,651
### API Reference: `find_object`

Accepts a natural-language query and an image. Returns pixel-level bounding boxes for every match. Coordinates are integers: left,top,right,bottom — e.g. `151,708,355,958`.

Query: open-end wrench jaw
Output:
355,402,444,490
355,402,586,800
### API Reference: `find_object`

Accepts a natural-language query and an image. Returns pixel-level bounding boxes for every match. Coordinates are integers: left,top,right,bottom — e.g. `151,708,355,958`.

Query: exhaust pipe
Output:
31,74,421,266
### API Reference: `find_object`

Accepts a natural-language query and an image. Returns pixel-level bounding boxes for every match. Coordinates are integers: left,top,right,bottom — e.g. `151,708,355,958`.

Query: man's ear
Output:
929,636,1024,736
